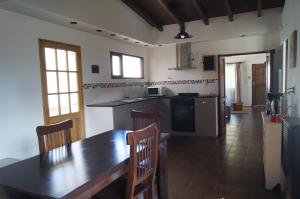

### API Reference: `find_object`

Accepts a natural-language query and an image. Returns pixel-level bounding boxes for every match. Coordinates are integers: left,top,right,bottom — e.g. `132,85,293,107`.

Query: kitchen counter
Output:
86,95,218,107
86,96,163,107
85,94,219,137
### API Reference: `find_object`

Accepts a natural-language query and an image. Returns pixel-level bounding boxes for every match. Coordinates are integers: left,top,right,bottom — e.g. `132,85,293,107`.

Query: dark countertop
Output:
86,95,218,108
86,96,163,107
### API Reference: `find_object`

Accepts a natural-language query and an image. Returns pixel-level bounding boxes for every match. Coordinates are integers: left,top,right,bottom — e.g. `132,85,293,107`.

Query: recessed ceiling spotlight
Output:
145,45,149,47
158,45,163,46
124,38,129,40
135,41,140,44
110,34,116,36
96,29,103,32
70,21,78,25
240,34,247,37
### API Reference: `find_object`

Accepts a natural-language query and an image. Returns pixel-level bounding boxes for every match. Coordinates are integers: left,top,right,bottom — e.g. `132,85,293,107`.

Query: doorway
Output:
218,51,273,136
39,39,85,143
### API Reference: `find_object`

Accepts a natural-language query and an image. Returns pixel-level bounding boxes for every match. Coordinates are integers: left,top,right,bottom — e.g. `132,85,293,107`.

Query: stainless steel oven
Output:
171,93,198,132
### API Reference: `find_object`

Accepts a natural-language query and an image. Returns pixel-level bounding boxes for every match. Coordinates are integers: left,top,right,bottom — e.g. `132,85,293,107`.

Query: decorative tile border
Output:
147,79,218,86
83,78,218,90
83,82,145,89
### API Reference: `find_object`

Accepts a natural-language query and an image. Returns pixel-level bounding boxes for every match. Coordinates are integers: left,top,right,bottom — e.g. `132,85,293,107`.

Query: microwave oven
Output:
147,86,166,96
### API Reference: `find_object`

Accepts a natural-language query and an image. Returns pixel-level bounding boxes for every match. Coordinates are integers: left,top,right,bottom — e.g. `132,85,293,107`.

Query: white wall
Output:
281,0,300,117
156,8,282,44
225,54,267,106
148,33,279,95
0,0,159,44
0,9,148,160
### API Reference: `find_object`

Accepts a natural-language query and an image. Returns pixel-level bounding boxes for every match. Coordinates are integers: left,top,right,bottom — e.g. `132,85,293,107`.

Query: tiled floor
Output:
168,108,280,199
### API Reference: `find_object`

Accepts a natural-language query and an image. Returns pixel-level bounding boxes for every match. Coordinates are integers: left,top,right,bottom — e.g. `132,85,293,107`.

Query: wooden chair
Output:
131,110,163,197
126,123,159,199
131,110,161,133
94,124,159,199
36,119,73,154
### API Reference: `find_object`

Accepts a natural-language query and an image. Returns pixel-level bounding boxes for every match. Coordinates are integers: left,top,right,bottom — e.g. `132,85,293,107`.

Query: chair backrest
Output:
131,110,161,133
36,119,73,154
126,124,159,199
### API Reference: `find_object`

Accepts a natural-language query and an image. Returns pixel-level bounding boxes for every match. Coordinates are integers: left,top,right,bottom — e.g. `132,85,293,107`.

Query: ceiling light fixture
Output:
70,21,78,25
174,23,193,39
96,29,103,32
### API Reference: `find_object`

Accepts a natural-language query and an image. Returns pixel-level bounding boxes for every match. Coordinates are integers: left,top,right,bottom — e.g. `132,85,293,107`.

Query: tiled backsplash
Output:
83,78,218,90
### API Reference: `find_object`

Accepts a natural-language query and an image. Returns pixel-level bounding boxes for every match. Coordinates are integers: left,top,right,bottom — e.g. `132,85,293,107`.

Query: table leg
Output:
158,140,168,199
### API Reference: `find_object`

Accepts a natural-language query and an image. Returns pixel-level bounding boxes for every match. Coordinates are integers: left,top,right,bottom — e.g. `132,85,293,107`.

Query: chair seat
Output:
93,177,150,199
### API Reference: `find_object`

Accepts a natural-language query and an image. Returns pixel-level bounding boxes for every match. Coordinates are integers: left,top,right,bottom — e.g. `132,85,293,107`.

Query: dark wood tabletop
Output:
0,130,170,199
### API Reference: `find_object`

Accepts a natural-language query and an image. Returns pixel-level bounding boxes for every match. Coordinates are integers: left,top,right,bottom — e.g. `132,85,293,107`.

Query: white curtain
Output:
225,63,236,106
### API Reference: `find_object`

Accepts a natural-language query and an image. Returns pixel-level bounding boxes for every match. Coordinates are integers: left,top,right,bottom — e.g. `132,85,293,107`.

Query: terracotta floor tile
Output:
167,109,280,199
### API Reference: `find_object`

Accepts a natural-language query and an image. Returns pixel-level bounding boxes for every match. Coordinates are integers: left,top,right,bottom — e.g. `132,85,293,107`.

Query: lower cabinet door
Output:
113,105,132,130
195,98,217,137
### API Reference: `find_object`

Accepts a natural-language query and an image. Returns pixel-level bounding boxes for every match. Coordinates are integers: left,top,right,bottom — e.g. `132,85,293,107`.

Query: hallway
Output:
168,109,280,199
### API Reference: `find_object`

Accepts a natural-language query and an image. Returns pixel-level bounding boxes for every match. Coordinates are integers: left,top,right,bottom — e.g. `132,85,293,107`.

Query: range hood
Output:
172,43,195,70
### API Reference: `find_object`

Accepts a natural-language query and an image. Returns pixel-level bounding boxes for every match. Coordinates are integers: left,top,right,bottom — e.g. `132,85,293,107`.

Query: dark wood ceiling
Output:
121,0,285,31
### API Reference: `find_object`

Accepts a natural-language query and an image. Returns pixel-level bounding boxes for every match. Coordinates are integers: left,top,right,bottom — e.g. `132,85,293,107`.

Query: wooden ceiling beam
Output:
224,0,234,21
191,0,209,25
156,0,183,25
257,0,262,17
121,0,163,31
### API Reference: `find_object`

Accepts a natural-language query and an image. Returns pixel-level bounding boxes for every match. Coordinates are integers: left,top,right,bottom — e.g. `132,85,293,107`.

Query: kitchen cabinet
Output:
113,99,160,130
160,98,171,133
88,96,218,136
113,103,134,130
195,97,218,137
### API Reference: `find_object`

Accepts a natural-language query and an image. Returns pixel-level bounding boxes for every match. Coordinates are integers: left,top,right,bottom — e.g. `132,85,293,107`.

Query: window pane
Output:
60,94,70,114
112,55,121,76
45,48,56,70
70,93,79,113
46,72,58,94
58,72,69,93
57,49,67,71
69,72,78,92
48,95,59,117
122,55,142,78
68,51,77,71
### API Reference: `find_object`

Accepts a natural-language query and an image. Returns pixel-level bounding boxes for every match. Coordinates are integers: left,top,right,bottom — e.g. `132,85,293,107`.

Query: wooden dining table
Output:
0,130,170,199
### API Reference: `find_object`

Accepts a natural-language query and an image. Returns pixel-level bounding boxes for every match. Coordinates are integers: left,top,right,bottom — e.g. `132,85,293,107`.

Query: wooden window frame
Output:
110,51,144,79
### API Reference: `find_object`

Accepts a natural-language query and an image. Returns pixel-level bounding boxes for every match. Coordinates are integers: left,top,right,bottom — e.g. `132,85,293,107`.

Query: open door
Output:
218,56,226,136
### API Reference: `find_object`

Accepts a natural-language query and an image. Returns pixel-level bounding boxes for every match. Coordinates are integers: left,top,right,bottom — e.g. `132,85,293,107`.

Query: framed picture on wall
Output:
290,30,297,68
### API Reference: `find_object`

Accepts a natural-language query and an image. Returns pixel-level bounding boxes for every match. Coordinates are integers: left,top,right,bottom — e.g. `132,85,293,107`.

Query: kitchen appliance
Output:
175,43,195,70
147,86,166,96
171,93,198,132
282,118,300,199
